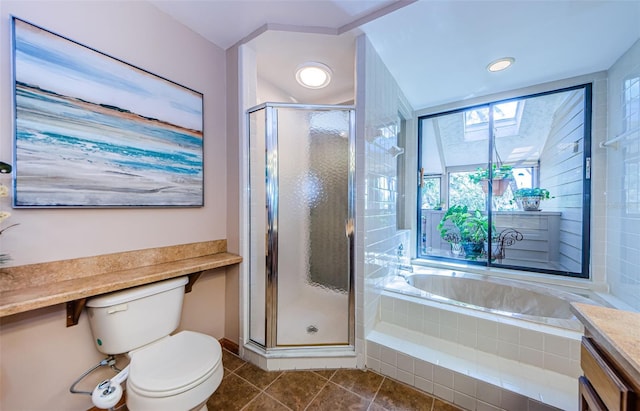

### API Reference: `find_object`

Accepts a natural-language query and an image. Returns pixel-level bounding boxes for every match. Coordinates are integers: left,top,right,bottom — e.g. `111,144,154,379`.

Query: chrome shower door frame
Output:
247,102,355,351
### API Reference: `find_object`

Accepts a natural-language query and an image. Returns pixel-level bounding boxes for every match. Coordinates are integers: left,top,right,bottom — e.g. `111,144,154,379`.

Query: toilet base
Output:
126,363,222,411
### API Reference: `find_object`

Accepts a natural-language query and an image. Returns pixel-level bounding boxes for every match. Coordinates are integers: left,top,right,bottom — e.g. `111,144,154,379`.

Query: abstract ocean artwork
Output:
11,17,204,207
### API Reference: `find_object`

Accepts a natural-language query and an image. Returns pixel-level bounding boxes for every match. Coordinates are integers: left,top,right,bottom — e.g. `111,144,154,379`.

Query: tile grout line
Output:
302,375,331,411
365,375,388,411
232,368,293,411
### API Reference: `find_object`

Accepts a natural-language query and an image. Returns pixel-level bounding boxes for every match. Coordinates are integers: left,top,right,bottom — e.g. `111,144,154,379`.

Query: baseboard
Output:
219,338,239,354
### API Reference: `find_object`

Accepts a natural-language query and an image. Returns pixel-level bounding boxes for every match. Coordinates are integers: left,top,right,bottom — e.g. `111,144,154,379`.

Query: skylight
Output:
464,101,523,141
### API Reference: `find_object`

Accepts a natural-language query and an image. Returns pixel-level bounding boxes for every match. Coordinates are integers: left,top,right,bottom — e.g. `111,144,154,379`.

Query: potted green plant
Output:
469,164,513,196
438,205,488,258
513,187,551,211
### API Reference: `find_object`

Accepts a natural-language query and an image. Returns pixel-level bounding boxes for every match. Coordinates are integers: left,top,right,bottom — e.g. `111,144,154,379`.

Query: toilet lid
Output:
128,331,222,395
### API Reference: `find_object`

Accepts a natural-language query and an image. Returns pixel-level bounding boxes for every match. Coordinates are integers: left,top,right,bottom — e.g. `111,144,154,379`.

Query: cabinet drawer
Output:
580,376,608,411
581,337,632,411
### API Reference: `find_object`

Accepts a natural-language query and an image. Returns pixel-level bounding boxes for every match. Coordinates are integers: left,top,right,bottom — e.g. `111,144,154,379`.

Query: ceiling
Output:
150,0,640,111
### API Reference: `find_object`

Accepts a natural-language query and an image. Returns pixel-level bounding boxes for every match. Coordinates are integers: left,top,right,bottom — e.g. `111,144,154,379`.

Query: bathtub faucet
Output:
396,243,413,274
397,264,414,274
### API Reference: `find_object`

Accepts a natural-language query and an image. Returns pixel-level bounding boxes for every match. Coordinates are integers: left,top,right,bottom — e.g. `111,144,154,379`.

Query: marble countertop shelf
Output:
0,240,242,323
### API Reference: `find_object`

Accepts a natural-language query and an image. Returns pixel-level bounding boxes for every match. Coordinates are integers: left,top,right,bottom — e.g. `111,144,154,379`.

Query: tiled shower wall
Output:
355,35,413,355
605,39,640,310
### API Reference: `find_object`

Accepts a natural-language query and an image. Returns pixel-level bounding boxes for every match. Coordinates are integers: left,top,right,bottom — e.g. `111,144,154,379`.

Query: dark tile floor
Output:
206,350,463,411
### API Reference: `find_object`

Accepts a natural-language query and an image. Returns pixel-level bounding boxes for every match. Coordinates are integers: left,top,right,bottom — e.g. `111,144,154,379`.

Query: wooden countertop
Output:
0,240,242,319
571,302,640,383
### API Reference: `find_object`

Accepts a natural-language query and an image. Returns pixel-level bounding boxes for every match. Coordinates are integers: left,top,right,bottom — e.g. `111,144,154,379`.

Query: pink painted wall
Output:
0,1,230,410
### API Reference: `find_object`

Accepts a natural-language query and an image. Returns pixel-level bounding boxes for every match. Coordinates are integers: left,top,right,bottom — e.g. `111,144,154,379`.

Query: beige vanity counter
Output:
571,302,640,410
0,240,242,324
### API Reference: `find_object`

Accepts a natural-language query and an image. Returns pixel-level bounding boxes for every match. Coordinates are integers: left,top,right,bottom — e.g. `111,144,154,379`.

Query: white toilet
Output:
86,276,223,411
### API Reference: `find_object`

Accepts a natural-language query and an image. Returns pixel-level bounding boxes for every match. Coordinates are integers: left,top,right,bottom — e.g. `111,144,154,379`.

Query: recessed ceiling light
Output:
487,57,515,72
295,62,332,89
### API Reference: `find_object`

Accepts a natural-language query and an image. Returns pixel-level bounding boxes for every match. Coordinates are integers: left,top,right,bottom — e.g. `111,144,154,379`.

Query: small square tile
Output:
397,353,414,373
440,325,457,342
519,346,544,367
380,361,397,379
520,329,544,350
458,315,477,332
454,372,476,397
498,340,519,361
367,357,381,372
477,319,498,338
440,310,458,328
454,391,476,410
543,352,574,376
434,365,454,388
433,383,454,403
476,380,501,407
545,334,570,357
497,323,519,344
476,400,501,411
415,359,433,381
397,369,414,385
500,389,528,410
380,346,397,366
415,376,434,394
367,341,382,360
477,335,498,355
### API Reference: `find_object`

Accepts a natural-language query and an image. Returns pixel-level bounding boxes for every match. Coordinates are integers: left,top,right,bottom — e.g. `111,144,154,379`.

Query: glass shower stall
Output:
247,103,355,349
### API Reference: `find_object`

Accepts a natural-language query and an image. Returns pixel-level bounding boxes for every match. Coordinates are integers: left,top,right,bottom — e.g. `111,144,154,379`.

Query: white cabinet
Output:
421,209,561,264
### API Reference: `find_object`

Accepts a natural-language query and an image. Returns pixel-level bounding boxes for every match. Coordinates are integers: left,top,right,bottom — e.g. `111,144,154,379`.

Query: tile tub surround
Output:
368,291,582,410
209,349,464,411
0,240,242,317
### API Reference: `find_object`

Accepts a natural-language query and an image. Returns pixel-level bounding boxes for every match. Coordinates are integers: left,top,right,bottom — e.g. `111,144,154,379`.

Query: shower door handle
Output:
345,218,354,238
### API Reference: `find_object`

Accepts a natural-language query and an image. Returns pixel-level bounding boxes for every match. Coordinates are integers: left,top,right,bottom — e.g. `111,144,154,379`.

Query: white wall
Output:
605,39,640,310
0,2,229,410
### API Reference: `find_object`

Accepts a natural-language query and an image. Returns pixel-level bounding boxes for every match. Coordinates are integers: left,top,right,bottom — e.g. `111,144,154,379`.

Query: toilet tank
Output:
86,277,189,355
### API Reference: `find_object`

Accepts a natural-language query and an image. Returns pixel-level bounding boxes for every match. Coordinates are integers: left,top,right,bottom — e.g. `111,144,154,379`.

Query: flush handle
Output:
107,304,128,314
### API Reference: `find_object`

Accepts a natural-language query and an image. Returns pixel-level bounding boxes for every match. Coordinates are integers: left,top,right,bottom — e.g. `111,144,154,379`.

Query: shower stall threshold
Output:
242,342,357,371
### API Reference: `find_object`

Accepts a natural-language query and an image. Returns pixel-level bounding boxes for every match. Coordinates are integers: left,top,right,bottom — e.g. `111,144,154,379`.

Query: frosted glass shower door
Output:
275,108,352,346
248,103,354,349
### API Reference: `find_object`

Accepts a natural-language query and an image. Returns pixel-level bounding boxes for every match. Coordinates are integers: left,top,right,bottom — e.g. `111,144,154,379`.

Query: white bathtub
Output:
385,268,598,332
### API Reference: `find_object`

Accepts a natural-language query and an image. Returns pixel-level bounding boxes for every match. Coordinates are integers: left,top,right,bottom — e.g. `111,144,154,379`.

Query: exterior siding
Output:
540,89,586,273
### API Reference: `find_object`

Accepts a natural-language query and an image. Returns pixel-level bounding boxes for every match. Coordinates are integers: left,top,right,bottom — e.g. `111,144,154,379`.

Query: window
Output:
417,85,592,278
420,176,441,210
623,76,639,133
623,76,640,215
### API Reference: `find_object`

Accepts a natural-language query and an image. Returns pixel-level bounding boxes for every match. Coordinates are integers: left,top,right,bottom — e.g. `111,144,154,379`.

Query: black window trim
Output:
416,83,592,279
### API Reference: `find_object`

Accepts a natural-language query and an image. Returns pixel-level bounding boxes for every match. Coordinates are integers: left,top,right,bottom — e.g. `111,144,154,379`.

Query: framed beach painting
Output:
11,17,204,207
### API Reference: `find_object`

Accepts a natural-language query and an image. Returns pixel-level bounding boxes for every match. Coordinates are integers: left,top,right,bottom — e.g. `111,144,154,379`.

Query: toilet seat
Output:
127,331,222,398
